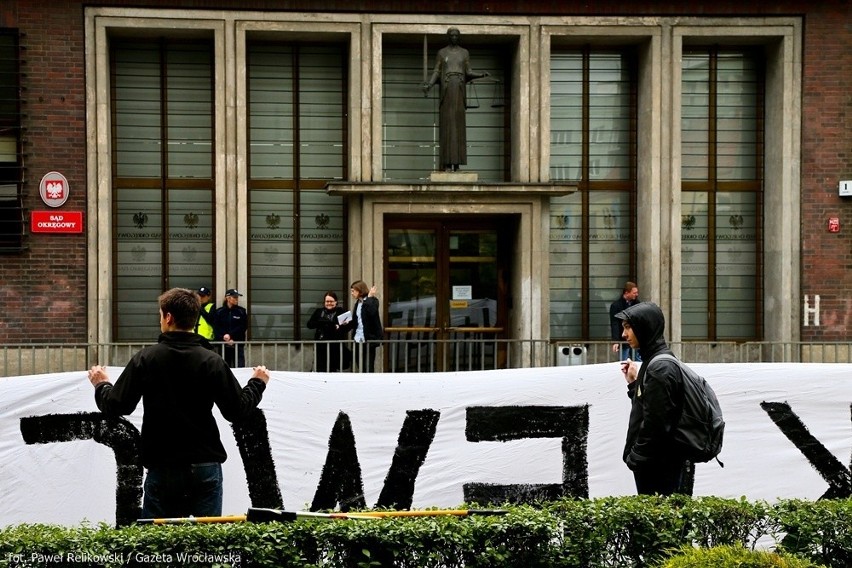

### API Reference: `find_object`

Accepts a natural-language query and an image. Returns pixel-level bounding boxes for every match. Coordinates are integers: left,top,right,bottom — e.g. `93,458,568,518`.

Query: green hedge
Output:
659,544,825,567
0,497,848,567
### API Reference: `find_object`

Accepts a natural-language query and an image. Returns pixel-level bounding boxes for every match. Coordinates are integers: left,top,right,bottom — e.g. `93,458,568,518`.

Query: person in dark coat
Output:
214,288,248,368
307,291,352,372
609,281,640,360
345,280,383,372
616,301,688,496
87,287,269,519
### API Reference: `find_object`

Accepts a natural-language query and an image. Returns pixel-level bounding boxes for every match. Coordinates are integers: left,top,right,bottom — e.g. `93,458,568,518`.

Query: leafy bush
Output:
545,495,776,566
657,544,826,567
772,498,852,568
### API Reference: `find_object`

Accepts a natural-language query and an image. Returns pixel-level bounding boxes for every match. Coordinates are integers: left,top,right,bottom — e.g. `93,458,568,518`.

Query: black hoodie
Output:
616,302,684,469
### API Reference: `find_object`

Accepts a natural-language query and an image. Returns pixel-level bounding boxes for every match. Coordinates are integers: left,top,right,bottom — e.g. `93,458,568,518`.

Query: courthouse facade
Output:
0,1,849,367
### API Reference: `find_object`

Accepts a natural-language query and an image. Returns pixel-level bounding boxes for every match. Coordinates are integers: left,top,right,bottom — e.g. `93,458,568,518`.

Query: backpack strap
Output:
647,353,679,367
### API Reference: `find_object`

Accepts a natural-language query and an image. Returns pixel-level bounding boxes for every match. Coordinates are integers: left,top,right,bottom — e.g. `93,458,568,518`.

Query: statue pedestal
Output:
430,171,478,183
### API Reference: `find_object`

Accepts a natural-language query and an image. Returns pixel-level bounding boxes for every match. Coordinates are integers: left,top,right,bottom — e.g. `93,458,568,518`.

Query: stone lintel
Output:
326,181,576,195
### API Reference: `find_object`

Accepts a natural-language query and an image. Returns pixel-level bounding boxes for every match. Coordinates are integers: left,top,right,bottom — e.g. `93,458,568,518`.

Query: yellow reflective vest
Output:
196,302,215,340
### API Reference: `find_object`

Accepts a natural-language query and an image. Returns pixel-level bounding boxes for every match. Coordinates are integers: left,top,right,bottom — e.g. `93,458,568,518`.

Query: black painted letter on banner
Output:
761,401,851,499
311,411,367,512
464,405,589,504
231,408,283,510
20,412,143,526
376,409,441,510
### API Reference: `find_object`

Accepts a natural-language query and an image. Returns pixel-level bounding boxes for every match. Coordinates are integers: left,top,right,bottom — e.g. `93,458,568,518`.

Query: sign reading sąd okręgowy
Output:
0,363,849,526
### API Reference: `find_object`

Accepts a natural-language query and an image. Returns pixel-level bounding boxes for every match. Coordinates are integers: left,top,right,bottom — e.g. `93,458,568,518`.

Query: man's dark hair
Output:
159,288,201,331
622,281,637,294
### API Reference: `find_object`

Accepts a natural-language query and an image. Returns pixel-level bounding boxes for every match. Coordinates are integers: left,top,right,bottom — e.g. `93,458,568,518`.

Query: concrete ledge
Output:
430,171,478,182
326,181,577,195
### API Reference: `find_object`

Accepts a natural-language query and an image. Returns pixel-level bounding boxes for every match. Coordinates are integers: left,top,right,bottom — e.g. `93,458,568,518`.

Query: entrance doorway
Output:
384,215,514,371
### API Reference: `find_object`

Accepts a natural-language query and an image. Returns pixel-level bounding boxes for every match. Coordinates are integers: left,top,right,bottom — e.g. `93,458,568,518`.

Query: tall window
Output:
0,31,24,252
247,43,347,340
549,49,637,339
681,49,763,340
111,39,215,341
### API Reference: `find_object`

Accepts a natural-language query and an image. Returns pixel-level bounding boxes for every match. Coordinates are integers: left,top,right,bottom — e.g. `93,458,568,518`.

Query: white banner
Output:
0,363,850,526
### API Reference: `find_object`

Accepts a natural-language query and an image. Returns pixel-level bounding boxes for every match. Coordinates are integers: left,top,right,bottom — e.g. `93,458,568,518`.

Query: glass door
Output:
385,216,511,371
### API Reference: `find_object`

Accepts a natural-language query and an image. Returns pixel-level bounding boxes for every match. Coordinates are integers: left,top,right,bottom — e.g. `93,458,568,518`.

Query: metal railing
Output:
1,339,850,378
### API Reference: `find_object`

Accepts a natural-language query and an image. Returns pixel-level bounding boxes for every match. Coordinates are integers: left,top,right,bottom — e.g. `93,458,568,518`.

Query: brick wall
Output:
798,1,852,342
0,2,87,343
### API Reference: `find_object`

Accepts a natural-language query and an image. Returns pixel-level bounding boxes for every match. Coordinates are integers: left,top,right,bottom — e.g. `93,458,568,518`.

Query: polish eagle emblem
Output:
184,212,199,229
133,212,148,229
729,214,743,230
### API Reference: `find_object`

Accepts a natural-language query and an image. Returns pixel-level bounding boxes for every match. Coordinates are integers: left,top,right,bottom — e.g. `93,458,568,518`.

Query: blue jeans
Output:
141,463,223,519
619,344,641,362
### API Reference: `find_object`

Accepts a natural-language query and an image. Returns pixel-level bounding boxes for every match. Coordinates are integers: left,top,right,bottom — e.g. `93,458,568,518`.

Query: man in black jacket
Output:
88,287,269,518
615,301,686,495
214,288,248,367
609,281,640,360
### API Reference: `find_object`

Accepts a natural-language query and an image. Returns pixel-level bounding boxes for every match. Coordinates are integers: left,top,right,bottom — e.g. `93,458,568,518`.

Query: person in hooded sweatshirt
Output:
615,301,687,495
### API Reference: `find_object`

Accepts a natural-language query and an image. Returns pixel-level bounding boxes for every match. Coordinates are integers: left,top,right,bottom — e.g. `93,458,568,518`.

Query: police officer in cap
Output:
214,289,247,368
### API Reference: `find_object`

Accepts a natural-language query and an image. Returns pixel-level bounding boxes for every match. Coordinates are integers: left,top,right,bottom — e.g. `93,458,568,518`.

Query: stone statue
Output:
422,27,489,172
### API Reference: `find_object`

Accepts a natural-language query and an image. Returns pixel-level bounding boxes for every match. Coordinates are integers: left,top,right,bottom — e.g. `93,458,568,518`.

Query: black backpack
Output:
648,354,725,466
